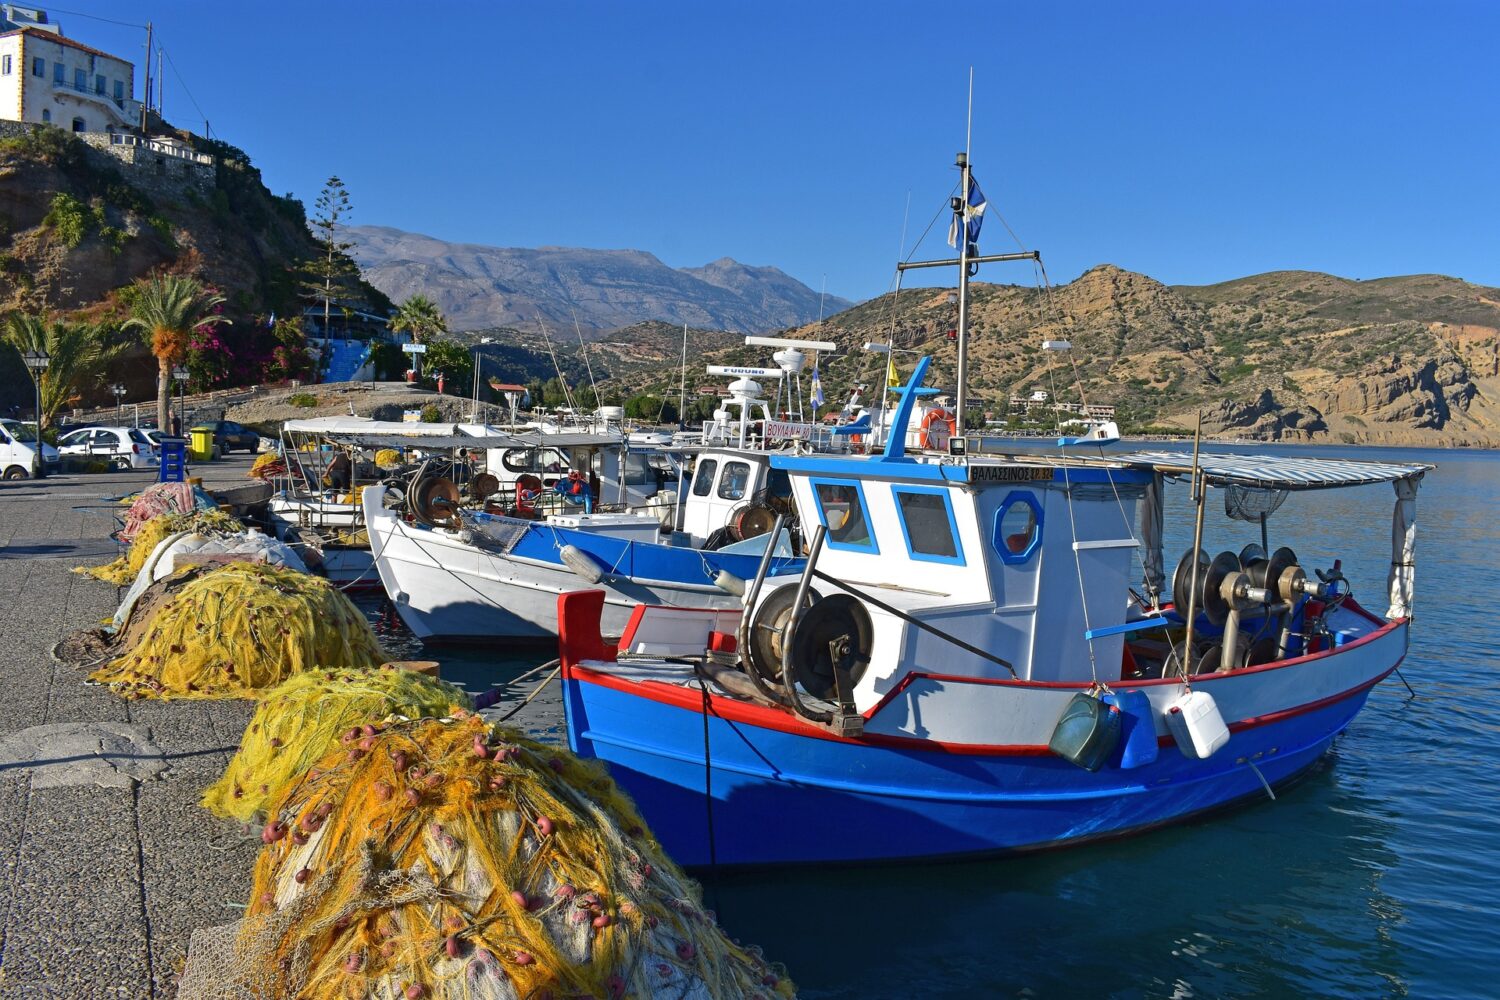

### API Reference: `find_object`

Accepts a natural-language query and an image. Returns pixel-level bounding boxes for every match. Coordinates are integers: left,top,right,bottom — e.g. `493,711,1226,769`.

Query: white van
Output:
0,418,62,479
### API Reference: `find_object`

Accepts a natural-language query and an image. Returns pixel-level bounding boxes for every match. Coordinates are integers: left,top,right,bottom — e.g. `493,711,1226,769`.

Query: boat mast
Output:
955,149,972,422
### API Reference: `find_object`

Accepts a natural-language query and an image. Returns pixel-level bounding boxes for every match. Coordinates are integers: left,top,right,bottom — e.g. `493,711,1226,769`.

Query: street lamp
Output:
111,383,127,418
470,336,494,421
20,349,49,479
172,366,189,435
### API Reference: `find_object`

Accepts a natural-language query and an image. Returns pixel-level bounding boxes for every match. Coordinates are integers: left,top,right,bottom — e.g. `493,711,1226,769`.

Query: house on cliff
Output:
0,6,140,135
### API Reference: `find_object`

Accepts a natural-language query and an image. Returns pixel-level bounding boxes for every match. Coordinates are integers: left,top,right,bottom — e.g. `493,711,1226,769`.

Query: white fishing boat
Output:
553,145,1431,867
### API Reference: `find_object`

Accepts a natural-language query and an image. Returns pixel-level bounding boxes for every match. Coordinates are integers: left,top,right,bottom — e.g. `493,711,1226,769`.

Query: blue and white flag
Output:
946,174,987,249
810,361,825,408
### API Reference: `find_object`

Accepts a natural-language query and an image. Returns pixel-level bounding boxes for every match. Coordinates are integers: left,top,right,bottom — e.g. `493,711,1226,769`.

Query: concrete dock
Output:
0,455,264,999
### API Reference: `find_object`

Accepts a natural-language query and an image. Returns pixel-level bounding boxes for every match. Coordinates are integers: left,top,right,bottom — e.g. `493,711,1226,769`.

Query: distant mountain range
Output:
345,225,851,335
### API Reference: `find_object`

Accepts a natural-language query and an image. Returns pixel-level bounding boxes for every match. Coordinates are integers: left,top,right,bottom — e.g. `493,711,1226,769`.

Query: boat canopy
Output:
1107,450,1432,491
279,417,621,450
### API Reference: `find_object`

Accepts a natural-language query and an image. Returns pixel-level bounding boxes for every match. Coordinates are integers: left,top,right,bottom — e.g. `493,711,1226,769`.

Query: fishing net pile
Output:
250,451,288,480
88,563,387,699
80,508,244,585
375,448,404,471
225,714,793,1000
118,481,219,542
202,668,472,823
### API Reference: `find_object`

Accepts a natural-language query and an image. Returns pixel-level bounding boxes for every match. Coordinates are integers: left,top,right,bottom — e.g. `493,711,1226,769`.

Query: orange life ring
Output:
920,408,957,450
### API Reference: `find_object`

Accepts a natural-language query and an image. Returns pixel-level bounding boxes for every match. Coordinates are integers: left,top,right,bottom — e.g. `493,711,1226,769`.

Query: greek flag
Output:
810,361,824,408
946,174,987,249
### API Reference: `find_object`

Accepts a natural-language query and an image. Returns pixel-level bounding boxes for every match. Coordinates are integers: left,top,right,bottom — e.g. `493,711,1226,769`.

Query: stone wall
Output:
1,121,214,198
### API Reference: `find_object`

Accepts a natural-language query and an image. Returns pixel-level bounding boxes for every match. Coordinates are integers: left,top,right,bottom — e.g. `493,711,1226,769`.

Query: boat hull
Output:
562,616,1406,867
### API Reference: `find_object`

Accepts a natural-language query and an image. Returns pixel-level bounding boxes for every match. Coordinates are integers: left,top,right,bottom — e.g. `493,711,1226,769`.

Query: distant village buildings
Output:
0,4,139,134
1007,387,1115,421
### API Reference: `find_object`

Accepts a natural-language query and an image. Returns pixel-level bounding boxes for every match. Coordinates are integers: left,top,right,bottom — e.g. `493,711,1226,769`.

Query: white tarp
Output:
1386,473,1421,619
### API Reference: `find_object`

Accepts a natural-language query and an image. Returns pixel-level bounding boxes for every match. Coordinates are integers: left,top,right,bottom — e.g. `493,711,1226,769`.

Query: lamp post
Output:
112,383,127,418
21,349,49,479
470,336,494,421
172,366,189,436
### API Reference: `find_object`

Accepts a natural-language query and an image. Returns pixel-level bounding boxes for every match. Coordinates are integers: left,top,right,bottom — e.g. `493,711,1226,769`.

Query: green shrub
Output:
42,192,90,248
419,403,442,423
288,392,318,408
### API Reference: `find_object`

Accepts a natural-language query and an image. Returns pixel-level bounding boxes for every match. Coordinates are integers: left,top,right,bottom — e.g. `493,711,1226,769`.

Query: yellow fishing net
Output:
240,715,794,1000
202,668,472,823
78,509,244,585
89,563,387,700
249,451,287,480
375,448,403,470
338,484,369,505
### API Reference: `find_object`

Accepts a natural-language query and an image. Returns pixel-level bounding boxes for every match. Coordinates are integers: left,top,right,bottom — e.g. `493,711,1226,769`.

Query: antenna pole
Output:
140,21,152,133
156,45,164,116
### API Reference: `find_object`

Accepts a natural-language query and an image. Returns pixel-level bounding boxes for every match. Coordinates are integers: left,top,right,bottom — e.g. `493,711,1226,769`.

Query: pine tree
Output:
300,176,358,347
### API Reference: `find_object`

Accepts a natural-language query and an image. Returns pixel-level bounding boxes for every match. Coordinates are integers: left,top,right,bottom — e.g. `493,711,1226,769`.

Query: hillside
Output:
594,265,1500,448
346,224,850,335
0,124,389,413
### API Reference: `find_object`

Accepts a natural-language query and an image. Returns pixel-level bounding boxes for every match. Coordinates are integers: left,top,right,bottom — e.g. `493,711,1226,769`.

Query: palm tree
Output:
388,295,447,379
2,312,123,430
122,274,229,432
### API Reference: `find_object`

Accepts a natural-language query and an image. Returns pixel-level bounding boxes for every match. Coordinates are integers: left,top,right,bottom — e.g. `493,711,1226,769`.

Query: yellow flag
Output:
886,355,900,388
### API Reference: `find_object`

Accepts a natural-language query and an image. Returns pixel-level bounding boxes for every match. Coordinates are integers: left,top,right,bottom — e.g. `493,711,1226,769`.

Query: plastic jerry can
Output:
1166,689,1230,759
1048,691,1122,771
1103,689,1159,769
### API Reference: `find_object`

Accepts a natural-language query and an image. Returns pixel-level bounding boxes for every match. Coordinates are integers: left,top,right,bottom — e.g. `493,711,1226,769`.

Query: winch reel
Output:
1171,544,1336,673
409,476,462,529
743,584,871,717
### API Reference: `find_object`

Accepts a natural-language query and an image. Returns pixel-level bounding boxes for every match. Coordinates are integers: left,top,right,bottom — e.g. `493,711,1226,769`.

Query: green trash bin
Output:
189,427,216,462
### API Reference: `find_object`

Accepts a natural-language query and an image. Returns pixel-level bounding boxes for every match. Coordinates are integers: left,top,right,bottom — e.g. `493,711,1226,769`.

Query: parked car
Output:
0,418,61,479
192,420,260,454
55,426,159,470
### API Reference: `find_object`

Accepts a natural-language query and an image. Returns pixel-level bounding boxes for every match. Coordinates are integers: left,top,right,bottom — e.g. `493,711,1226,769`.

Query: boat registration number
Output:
970,465,1054,483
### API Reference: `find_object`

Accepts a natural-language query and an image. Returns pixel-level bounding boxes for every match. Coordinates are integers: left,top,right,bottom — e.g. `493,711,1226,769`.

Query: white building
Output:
0,6,139,134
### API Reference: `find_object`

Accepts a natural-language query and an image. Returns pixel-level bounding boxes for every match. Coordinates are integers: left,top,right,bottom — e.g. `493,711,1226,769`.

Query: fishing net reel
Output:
743,584,870,733
408,476,462,529
1170,544,1340,673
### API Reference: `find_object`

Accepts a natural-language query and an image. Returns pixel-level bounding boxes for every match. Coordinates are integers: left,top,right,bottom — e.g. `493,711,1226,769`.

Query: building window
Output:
41,109,50,123
74,68,85,91
95,74,105,94
812,479,878,553
53,62,63,83
71,117,86,133
114,80,123,101
2,55,11,75
893,486,964,564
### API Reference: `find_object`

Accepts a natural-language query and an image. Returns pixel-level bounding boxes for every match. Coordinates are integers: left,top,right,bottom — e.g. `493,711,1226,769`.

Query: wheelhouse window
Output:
894,487,962,563
813,479,877,552
992,491,1043,565
691,458,718,497
717,461,751,500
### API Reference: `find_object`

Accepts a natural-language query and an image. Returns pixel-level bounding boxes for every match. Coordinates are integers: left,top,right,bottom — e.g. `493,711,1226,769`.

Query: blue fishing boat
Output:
553,151,1430,866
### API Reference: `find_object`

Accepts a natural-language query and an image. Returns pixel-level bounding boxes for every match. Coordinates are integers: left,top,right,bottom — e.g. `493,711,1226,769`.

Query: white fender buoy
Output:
559,544,605,584
714,569,746,597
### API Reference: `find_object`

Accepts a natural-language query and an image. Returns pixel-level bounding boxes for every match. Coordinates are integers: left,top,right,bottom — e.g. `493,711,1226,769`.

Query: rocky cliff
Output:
346,224,850,335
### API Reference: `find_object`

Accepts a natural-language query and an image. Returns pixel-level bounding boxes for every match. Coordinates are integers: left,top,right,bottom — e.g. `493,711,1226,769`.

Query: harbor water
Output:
364,443,1498,999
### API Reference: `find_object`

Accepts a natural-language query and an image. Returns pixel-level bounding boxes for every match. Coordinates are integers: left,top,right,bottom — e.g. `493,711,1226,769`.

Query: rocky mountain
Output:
345,225,850,335
601,265,1499,448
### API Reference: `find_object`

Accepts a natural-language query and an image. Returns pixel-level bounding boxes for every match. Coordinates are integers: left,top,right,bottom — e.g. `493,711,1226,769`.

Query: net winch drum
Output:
1048,691,1123,772
786,594,872,710
410,476,461,529
745,584,823,692
468,472,499,501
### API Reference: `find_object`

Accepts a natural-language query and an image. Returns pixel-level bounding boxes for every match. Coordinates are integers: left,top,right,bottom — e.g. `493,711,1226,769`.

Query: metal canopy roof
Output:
278,417,622,450
1110,450,1432,490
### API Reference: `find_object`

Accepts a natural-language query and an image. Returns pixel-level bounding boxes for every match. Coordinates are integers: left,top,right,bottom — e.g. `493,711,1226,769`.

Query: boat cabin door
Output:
680,452,767,544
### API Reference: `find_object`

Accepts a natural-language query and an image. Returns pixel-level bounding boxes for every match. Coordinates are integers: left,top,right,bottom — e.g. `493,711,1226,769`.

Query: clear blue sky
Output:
47,1,1500,302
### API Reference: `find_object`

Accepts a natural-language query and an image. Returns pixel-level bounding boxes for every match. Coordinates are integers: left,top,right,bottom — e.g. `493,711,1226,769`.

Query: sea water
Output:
364,444,1499,999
